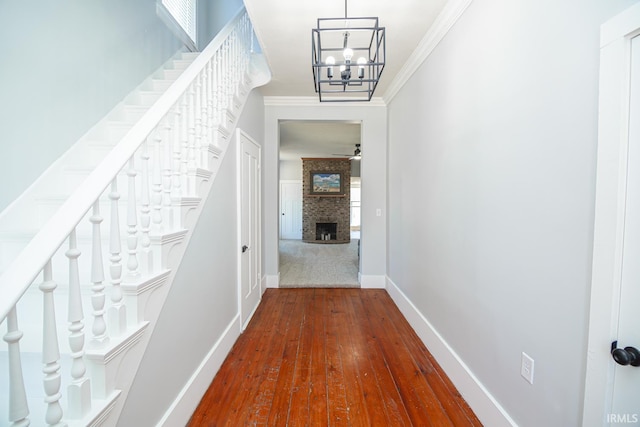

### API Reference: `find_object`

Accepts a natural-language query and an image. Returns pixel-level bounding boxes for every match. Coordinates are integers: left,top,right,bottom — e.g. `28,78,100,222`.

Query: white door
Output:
611,33,640,419
584,4,640,425
280,181,302,239
238,129,261,330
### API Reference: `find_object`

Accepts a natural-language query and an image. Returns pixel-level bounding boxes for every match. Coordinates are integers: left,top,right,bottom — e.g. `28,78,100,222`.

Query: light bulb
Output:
357,57,366,78
326,56,335,79
343,48,353,61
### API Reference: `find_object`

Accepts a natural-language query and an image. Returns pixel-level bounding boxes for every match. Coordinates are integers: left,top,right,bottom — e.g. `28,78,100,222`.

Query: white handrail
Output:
0,7,248,324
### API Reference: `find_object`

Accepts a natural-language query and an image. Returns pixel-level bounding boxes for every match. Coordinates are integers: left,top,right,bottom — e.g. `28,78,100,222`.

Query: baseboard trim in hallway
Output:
158,314,241,426
385,276,517,427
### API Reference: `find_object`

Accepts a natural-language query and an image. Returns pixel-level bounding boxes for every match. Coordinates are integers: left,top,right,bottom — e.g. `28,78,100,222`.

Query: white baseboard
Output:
266,273,279,288
385,277,516,427
158,314,241,426
360,274,386,289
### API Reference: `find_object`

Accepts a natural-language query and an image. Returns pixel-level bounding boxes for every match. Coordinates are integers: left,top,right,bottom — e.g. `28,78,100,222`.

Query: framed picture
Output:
310,171,344,195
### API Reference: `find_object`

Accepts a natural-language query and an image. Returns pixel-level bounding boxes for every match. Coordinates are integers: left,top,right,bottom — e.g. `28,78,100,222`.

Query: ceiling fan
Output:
332,143,362,160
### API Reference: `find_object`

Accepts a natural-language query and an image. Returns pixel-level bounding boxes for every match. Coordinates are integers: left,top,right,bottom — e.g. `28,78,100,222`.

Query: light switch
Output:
376,208,382,217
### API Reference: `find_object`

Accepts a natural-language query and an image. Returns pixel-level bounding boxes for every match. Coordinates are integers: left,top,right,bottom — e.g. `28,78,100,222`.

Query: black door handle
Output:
611,341,640,367
242,245,249,253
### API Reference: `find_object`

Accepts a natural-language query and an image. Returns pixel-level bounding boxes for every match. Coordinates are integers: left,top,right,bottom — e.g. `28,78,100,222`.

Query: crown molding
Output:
382,0,474,104
264,96,387,108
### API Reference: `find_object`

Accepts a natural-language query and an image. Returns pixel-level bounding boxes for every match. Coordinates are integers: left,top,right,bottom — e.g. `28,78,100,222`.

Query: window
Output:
157,0,197,51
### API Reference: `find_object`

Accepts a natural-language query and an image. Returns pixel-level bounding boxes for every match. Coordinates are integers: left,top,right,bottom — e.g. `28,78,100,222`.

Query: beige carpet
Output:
279,239,360,287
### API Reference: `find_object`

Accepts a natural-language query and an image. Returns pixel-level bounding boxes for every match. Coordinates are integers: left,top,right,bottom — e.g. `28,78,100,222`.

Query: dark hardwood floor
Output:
189,288,482,426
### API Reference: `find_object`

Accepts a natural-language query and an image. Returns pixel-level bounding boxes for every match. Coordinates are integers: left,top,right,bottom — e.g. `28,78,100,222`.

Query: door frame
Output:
583,3,640,425
237,128,262,331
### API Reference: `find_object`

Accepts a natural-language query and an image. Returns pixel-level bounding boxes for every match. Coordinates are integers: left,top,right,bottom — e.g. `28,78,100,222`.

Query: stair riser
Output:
107,105,149,124
124,90,163,107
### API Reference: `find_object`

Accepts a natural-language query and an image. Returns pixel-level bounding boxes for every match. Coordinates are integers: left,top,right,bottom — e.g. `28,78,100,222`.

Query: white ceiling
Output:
243,0,449,159
279,120,361,161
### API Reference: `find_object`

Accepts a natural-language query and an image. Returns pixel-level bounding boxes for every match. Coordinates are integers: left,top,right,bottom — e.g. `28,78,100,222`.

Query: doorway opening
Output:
278,119,361,287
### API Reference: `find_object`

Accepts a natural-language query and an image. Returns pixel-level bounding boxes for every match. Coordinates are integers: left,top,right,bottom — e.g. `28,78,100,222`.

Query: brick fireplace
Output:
302,158,351,243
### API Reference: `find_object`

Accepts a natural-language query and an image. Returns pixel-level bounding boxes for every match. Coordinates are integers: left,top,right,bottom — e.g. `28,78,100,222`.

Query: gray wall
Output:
386,0,637,425
0,0,244,212
0,0,186,211
119,88,265,426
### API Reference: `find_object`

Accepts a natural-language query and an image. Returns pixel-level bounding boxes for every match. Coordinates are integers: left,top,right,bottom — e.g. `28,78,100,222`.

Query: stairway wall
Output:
0,0,186,212
119,88,266,426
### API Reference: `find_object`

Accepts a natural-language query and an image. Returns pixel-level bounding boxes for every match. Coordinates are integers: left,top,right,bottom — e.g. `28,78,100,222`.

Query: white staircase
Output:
0,9,269,426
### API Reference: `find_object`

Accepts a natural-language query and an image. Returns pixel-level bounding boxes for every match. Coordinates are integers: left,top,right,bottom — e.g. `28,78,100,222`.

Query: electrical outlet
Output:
521,352,534,384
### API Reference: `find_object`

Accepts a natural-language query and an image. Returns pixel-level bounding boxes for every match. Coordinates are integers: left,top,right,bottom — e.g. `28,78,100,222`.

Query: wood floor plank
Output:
329,290,370,427
370,290,483,427
286,290,315,425
238,290,301,426
188,288,482,427
324,290,351,426
217,291,293,426
343,290,393,426
266,290,307,425
187,290,276,425
361,290,453,426
348,290,413,426
308,289,329,426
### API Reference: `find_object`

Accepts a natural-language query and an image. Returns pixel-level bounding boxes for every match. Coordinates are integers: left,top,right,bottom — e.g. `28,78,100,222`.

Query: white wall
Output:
0,0,186,212
386,0,638,425
198,0,244,48
264,99,387,288
119,88,264,425
0,0,244,213
279,159,303,181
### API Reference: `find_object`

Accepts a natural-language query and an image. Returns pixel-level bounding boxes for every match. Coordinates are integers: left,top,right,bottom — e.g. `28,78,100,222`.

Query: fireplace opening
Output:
316,222,337,241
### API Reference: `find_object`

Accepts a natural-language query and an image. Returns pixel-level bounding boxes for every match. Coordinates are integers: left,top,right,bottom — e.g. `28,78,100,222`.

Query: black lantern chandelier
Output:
312,0,386,102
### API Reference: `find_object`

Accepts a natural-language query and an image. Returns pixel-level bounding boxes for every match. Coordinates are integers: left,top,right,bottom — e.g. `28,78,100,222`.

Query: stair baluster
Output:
40,260,63,425
90,200,109,347
217,47,225,126
187,84,197,194
140,139,153,275
161,116,174,230
125,157,140,280
211,52,220,139
108,179,127,336
194,75,203,169
171,106,183,203
3,307,30,426
66,228,91,418
200,67,210,166
180,95,190,195
152,128,164,234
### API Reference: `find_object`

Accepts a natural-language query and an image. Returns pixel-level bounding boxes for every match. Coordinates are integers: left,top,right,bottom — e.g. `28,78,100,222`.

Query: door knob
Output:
242,245,249,253
611,341,640,367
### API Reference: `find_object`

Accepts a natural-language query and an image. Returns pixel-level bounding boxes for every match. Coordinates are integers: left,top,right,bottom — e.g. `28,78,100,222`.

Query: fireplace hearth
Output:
316,222,337,241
